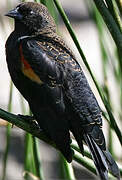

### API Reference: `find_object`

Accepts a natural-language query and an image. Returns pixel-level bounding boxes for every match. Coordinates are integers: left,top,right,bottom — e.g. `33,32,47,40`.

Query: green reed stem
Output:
2,81,13,180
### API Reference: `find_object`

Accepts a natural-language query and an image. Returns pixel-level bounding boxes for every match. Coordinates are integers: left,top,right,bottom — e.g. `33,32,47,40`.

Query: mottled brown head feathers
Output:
8,2,57,34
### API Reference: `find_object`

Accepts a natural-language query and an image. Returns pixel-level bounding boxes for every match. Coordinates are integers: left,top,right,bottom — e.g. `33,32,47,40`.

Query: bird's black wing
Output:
19,36,67,111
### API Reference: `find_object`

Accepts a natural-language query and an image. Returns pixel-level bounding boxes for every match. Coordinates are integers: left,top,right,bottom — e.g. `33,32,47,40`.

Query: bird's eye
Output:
16,7,20,11
30,10,34,15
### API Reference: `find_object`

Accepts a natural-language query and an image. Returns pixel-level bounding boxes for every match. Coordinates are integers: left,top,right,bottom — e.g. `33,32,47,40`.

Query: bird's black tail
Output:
83,134,120,180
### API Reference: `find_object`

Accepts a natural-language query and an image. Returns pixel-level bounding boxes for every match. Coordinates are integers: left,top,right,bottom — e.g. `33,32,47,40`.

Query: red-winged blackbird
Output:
5,2,120,179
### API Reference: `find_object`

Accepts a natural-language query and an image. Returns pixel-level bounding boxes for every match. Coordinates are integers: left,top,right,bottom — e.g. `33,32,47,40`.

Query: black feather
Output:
84,134,120,180
84,134,108,179
103,150,120,179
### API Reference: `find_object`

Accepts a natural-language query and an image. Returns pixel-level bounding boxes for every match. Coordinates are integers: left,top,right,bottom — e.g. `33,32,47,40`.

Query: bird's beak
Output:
5,8,23,20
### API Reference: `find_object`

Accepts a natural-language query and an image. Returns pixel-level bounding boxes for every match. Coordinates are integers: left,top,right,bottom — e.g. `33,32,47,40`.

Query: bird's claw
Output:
18,114,40,130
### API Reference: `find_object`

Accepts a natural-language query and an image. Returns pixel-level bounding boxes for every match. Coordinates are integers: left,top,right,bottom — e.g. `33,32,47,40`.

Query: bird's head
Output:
5,2,57,35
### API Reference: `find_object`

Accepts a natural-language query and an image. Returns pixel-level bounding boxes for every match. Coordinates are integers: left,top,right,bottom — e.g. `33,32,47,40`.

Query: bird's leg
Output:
18,114,40,129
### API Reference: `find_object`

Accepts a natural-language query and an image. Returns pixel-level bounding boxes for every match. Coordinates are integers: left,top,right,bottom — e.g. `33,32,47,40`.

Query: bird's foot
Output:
18,114,40,130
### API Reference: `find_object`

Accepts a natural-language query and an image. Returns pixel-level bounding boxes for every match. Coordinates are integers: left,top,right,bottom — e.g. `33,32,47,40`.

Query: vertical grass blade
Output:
32,136,44,180
60,153,76,180
115,0,122,14
91,2,115,155
2,81,13,180
24,133,36,179
93,0,122,82
105,0,122,31
93,0,122,50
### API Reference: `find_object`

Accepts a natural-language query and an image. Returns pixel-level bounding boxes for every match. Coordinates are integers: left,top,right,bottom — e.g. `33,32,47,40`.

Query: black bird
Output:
5,2,120,179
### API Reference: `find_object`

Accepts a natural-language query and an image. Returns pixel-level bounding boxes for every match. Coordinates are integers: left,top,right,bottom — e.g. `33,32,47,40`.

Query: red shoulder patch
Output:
19,44,43,85
19,44,31,69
